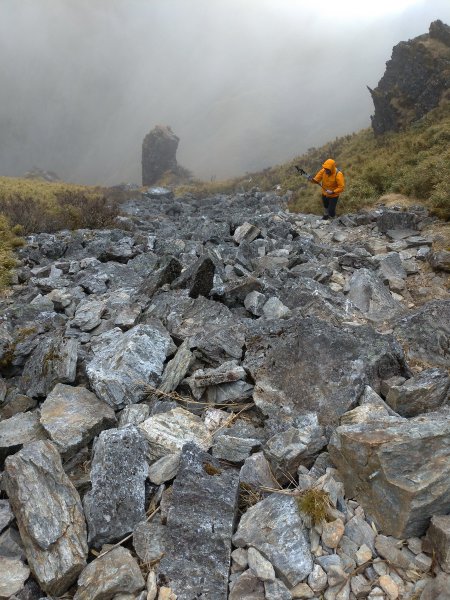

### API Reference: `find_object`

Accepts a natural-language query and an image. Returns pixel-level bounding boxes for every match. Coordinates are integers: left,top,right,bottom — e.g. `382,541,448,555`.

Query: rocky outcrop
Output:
369,20,450,134
142,125,179,186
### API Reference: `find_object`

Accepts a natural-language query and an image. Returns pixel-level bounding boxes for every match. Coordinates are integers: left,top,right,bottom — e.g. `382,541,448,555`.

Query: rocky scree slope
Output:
0,187,449,599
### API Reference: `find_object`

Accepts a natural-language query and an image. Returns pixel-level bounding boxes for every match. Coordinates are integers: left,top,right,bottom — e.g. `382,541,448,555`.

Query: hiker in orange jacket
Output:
310,158,345,220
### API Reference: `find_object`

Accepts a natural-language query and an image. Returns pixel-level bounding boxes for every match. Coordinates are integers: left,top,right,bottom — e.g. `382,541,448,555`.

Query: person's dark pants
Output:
322,195,339,218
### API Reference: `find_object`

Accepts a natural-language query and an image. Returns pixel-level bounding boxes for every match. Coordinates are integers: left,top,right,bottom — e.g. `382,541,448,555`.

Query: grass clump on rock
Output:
296,488,332,525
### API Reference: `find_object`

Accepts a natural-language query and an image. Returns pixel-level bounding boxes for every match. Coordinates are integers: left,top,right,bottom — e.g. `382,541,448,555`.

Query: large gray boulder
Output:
329,410,450,537
83,427,148,547
4,441,88,595
244,317,408,426
86,322,174,409
40,384,116,458
159,443,240,599
393,300,450,368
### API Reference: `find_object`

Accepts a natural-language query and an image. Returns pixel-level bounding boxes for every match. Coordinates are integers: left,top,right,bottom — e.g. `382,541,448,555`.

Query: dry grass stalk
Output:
139,382,253,410
93,506,160,560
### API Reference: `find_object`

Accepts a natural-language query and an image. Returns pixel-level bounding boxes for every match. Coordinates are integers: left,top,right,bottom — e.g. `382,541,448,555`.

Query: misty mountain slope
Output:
175,99,450,221
176,21,450,221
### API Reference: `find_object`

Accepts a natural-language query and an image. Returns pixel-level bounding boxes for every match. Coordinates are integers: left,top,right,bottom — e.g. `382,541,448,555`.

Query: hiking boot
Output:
322,215,329,221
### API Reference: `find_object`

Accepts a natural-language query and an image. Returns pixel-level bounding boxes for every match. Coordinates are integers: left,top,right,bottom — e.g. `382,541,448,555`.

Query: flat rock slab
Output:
86,322,174,409
0,411,47,467
20,333,78,398
347,268,404,322
4,440,88,596
244,316,408,426
233,493,314,587
74,546,145,600
83,427,148,547
158,443,240,600
139,407,212,461
329,411,450,538
40,383,116,458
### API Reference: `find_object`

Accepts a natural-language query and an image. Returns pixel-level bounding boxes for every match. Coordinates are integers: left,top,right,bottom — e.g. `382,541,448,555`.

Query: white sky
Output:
0,0,449,184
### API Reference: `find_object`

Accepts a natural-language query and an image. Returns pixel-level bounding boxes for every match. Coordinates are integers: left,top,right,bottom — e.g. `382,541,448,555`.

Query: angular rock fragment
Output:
393,300,450,368
212,431,261,463
139,407,212,461
171,255,215,298
133,515,166,563
0,411,47,467
0,526,26,560
347,268,404,322
148,452,180,484
83,427,148,547
21,333,78,398
159,443,240,600
233,493,314,587
427,515,450,573
158,339,195,394
4,441,88,595
72,299,106,331
377,211,418,233
229,569,265,600
239,452,278,490
0,500,14,534
74,546,145,600
244,290,266,316
264,413,327,479
0,557,30,599
244,316,407,426
385,368,450,417
86,322,174,409
428,249,450,272
233,222,261,245
40,383,116,458
118,403,150,427
329,411,450,537
262,297,292,319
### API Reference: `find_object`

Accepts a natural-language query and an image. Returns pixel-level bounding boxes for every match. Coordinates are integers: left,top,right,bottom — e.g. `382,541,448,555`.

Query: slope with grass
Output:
0,177,123,288
176,101,450,222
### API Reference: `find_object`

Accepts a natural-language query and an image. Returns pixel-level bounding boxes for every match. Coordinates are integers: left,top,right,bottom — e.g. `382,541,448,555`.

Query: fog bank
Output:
0,0,449,184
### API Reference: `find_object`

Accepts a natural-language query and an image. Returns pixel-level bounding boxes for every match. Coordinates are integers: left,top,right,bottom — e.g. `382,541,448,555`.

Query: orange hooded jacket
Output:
312,159,345,198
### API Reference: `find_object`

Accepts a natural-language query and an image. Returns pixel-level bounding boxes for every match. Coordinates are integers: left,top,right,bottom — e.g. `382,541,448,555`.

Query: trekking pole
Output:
294,166,321,186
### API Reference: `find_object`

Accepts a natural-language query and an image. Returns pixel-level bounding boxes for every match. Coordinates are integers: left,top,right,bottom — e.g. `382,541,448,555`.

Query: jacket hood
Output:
322,158,336,172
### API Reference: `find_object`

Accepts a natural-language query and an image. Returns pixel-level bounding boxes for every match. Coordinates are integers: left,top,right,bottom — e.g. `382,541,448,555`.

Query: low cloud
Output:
0,0,448,184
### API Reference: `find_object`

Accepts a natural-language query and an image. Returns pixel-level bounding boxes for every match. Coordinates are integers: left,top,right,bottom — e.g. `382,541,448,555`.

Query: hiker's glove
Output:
325,189,333,194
